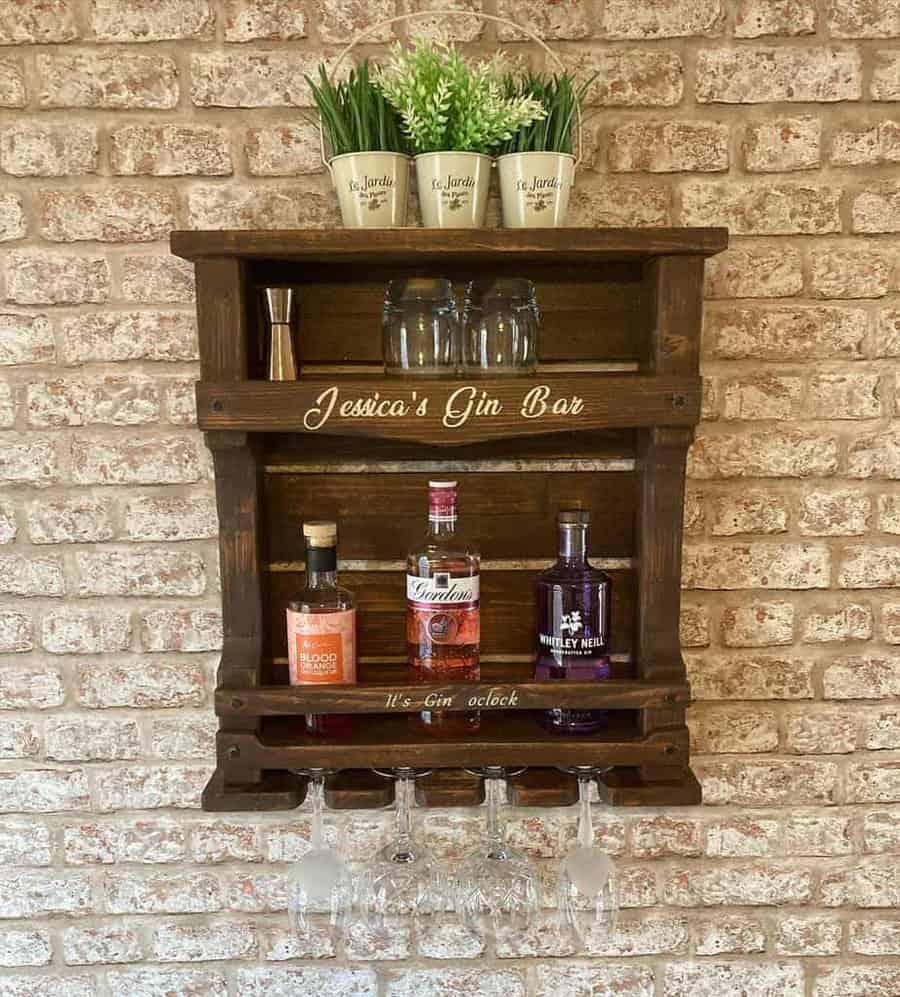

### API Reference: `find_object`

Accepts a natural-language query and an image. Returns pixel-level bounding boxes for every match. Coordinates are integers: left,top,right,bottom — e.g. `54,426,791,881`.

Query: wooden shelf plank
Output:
171,227,729,263
197,373,701,442
217,664,689,717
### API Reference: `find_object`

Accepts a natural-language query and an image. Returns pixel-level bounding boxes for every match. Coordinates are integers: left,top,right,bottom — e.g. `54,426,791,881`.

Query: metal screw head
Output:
664,744,677,756
664,692,677,704
230,698,244,710
671,393,688,408
212,399,224,413
226,745,240,759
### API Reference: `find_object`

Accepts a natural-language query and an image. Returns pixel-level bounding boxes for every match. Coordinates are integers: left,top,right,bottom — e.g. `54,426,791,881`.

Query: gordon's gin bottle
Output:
406,480,480,731
286,520,356,736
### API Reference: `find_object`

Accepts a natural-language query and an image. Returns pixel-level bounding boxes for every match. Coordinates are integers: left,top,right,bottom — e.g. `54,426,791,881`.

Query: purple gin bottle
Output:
534,510,612,733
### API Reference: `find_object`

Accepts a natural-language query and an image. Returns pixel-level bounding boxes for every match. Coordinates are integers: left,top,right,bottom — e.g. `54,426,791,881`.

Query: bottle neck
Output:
306,545,338,589
558,524,588,566
428,513,457,538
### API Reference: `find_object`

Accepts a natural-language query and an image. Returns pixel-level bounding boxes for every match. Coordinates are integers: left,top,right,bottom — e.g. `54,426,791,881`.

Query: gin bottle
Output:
534,510,611,733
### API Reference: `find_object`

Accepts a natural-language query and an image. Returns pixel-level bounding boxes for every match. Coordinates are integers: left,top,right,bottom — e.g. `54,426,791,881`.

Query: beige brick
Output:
863,811,900,852
154,715,218,761
0,194,25,242
41,607,130,654
721,601,793,646
682,182,841,234
697,47,861,103
718,304,869,360
62,311,197,365
710,492,788,535
687,651,813,699
0,769,89,814
76,549,205,597
802,603,873,642
828,0,900,36
0,123,97,177
632,816,702,857
0,928,53,967
151,921,257,962
225,0,307,40
695,917,766,954
665,863,813,905
872,51,900,100
680,604,710,647
5,251,110,305
880,494,900,533
884,604,900,643
839,545,900,587
848,429,900,478
689,431,838,478
0,553,63,596
28,498,114,545
582,916,689,956
225,872,287,912
0,0,77,42
76,661,205,709
666,962,803,997
245,123,322,176
190,821,262,863
91,0,213,40
239,968,377,997
109,969,226,997
0,313,54,367
40,188,176,243
140,608,221,651
567,182,671,226
783,814,852,855
71,436,203,485
124,495,217,542
46,718,140,762
722,374,803,420
163,377,197,426
64,819,186,865
831,121,900,166
775,916,841,955
495,0,587,39
0,612,33,653
318,0,394,43
26,376,160,428
690,706,779,752
0,58,25,107
852,182,900,233
607,121,728,172
810,246,892,297
850,918,900,954
0,437,58,487
191,51,320,107
823,655,900,698
704,244,803,298
0,665,64,710
0,871,92,917
743,116,820,172
562,48,685,107
187,184,340,230
0,821,52,866
38,53,178,109
799,489,872,536
0,719,39,758
63,925,142,966
847,761,900,803
814,967,900,997
0,976,94,997
111,125,232,176
784,709,857,752
120,256,195,304
734,0,816,35
0,500,15,542
706,816,779,856
601,0,722,36
865,709,900,748
698,759,838,805
95,766,211,813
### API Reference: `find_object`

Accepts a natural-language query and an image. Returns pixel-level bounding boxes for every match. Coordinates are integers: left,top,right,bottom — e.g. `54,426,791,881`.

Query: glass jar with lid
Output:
462,278,540,375
382,278,460,376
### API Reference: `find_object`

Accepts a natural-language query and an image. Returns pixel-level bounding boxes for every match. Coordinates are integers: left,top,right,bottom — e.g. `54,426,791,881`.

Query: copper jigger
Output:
263,287,298,380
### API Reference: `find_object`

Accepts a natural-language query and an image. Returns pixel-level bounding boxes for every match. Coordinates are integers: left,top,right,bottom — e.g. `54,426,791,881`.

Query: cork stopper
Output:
302,520,337,547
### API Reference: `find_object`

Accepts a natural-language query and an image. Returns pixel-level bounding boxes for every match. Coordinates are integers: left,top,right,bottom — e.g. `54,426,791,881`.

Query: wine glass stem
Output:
310,773,325,850
485,776,504,856
394,772,414,860
577,774,594,849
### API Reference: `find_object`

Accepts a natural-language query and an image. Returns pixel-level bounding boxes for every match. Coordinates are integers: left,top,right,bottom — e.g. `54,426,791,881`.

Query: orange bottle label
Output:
286,609,356,685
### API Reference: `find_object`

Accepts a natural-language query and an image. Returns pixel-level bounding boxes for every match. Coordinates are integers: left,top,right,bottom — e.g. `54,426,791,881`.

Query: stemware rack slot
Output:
171,227,727,813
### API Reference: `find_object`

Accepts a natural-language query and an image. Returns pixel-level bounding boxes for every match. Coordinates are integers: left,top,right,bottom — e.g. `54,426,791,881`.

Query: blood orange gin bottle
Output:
534,510,611,733
407,480,480,731
286,520,356,736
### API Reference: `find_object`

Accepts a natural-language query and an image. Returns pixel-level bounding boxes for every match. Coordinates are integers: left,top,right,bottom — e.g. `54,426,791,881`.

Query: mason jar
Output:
382,278,459,376
462,278,540,375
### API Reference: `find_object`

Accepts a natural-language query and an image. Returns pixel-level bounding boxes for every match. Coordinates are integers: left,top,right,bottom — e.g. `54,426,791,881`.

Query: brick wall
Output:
0,1,899,994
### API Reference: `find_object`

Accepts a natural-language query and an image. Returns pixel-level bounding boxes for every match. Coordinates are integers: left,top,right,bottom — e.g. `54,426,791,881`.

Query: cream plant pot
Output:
330,151,411,227
497,151,575,228
415,151,492,228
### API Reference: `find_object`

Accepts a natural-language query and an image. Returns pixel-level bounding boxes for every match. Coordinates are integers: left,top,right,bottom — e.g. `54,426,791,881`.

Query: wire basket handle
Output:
320,9,584,170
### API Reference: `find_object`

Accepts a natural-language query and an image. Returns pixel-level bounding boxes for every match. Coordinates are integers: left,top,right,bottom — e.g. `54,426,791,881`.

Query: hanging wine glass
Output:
556,768,618,946
286,770,351,950
454,767,539,946
351,767,444,955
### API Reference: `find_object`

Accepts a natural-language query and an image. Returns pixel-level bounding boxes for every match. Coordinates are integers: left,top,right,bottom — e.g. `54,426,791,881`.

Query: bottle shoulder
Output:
407,533,480,576
288,585,355,612
535,561,611,586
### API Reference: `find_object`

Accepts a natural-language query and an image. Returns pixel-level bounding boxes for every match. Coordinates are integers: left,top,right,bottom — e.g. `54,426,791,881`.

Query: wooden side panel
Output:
264,470,637,562
195,258,250,380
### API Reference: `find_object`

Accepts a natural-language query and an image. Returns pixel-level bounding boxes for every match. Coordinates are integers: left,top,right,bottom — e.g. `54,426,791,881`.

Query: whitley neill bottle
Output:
534,509,611,733
407,480,480,731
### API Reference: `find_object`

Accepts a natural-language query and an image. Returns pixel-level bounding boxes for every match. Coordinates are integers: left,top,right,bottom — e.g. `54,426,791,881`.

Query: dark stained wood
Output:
597,767,702,807
233,713,688,769
195,259,250,380
508,768,578,807
197,374,701,442
264,470,636,562
325,770,394,809
216,666,690,717
171,227,729,263
202,767,305,812
266,569,635,662
416,769,484,807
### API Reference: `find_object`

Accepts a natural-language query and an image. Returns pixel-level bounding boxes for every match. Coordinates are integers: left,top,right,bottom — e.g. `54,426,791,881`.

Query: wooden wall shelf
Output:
172,226,727,812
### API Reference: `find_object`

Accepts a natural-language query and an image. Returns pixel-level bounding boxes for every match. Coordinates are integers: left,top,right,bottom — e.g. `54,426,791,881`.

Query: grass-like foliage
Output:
497,71,596,156
374,38,546,155
306,60,409,158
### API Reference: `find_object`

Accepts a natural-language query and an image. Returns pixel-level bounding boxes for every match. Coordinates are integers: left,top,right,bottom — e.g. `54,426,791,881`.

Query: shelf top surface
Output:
170,227,728,263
